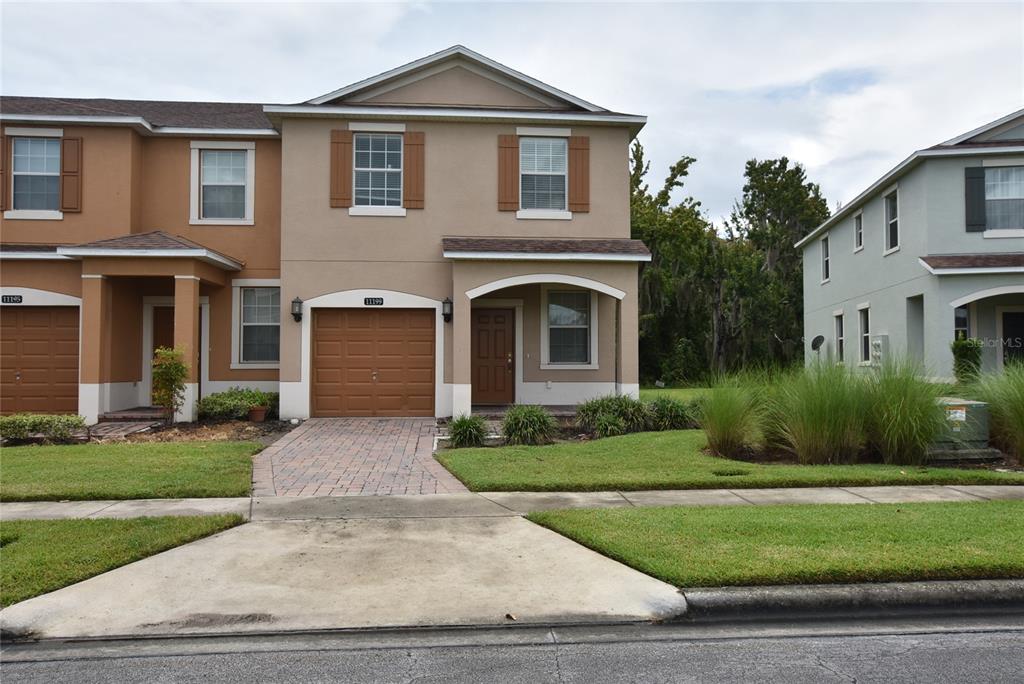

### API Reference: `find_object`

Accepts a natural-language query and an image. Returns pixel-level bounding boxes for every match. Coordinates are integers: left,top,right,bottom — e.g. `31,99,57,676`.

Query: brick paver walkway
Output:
252,418,467,497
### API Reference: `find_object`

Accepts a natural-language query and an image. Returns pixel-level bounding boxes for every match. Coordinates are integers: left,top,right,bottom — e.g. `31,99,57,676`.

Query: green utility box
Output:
933,397,991,450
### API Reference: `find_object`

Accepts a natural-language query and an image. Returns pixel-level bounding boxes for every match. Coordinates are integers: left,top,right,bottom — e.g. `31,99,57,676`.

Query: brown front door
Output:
311,308,435,417
0,306,79,414
152,306,175,404
471,308,515,405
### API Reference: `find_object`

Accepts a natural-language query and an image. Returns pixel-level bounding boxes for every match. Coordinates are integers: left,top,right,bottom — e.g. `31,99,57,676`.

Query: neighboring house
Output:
798,108,1024,379
0,46,649,423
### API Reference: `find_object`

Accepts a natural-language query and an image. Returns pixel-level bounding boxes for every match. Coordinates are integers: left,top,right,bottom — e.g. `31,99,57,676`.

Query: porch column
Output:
451,290,473,416
617,285,640,398
173,275,201,422
78,275,111,424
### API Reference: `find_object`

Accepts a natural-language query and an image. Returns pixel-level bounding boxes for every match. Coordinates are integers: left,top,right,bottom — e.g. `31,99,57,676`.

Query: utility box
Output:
933,397,991,450
870,334,889,367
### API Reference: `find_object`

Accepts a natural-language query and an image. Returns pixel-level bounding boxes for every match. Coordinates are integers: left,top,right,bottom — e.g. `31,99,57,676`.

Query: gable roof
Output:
56,230,243,270
306,45,605,112
796,107,1024,249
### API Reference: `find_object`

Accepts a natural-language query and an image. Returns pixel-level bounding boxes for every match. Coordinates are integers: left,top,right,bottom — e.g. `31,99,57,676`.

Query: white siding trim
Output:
515,209,573,220
348,206,407,217
0,287,80,306
466,274,626,301
516,126,571,137
983,229,1024,238
949,285,1024,308
348,122,406,132
3,210,63,220
442,250,650,263
4,127,63,137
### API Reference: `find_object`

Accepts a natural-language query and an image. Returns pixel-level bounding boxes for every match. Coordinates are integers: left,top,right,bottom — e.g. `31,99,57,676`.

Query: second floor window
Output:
985,166,1024,230
884,190,899,251
354,133,402,207
12,137,60,211
820,236,830,281
854,213,863,250
201,150,247,219
240,287,280,363
859,307,871,363
834,313,844,363
520,137,567,211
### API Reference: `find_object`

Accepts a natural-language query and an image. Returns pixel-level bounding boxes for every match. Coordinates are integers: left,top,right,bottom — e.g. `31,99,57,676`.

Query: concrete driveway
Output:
0,496,686,639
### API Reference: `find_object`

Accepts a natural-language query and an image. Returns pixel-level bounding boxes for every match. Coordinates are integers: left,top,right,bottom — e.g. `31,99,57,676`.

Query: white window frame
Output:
540,285,599,370
883,186,900,255
5,128,64,220
954,304,971,341
230,279,280,369
858,303,871,365
981,163,1024,236
853,211,863,252
518,135,572,220
350,131,404,216
834,311,845,363
190,140,255,226
820,235,830,283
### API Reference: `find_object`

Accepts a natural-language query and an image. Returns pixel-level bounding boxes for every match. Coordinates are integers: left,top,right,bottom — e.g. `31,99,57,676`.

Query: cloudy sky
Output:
2,1,1021,224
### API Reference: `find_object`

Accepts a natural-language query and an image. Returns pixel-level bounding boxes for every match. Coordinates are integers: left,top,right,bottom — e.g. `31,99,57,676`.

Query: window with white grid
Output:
520,137,567,210
201,149,247,219
547,291,591,364
12,137,61,210
240,287,280,363
354,133,402,206
985,166,1024,230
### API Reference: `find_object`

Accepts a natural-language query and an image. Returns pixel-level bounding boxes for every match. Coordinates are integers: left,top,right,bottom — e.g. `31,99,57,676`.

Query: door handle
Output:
506,355,513,372
371,369,379,383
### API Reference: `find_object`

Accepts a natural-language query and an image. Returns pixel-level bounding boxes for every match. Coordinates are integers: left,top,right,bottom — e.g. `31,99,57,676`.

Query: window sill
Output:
853,245,864,253
858,360,873,367
540,362,599,371
983,229,1024,239
349,206,407,217
190,218,254,226
516,209,572,220
883,246,900,256
820,278,830,285
4,209,63,221
230,362,280,370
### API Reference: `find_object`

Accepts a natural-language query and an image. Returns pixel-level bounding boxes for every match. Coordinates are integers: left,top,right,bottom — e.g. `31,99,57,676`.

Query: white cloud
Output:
2,1,1021,223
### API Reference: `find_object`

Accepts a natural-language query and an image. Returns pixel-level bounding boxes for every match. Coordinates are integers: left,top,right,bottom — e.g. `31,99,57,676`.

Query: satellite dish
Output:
811,335,825,352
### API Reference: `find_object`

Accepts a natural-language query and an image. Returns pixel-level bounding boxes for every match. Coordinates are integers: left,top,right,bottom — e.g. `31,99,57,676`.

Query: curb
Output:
673,579,1024,622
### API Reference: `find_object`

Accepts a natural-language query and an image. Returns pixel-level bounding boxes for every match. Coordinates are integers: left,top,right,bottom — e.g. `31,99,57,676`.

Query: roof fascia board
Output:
918,258,1024,276
55,247,242,270
0,252,72,260
795,144,1024,249
442,250,651,262
0,113,279,138
264,104,645,127
306,45,604,112
941,108,1024,146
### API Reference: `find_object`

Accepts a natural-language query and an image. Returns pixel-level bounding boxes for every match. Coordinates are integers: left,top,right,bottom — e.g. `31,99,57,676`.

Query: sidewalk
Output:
3,485,1022,521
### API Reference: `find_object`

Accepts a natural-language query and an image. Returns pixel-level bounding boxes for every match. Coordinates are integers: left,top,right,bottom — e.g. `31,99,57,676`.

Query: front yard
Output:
529,501,1024,587
0,515,243,606
1,442,258,501
437,430,1024,492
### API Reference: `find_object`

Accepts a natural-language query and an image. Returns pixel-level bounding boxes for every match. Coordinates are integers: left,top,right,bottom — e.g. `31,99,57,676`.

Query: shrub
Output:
198,387,279,420
595,413,626,439
765,364,868,465
648,396,699,431
951,338,983,384
971,364,1024,458
447,414,488,448
0,413,86,444
864,361,946,465
501,405,558,445
575,395,651,435
698,378,764,458
152,346,189,421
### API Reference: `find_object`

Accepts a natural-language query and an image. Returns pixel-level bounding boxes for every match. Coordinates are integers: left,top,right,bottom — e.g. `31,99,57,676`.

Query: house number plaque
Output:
364,297,384,306
1,295,23,304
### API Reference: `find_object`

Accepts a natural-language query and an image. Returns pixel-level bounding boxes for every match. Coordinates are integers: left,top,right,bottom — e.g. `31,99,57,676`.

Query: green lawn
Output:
639,387,707,402
437,430,1024,491
0,442,259,501
529,501,1024,587
0,515,243,606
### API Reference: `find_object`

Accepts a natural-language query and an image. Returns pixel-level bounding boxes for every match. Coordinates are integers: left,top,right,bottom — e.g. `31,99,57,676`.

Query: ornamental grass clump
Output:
575,395,652,435
766,364,868,465
648,396,700,431
864,360,946,465
447,414,488,449
501,405,558,446
971,364,1024,459
698,377,764,458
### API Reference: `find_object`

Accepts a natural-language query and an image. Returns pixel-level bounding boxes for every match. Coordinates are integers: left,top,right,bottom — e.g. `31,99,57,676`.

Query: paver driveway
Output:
252,418,467,496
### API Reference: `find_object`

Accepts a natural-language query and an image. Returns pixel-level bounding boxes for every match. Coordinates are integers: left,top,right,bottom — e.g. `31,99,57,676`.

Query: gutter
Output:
0,113,279,138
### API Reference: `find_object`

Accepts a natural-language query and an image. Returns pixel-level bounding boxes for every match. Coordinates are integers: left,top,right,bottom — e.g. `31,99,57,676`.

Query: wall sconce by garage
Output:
442,297,453,323
291,297,303,322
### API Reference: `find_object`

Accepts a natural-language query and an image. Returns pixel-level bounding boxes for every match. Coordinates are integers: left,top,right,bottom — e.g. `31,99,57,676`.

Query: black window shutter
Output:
965,167,986,232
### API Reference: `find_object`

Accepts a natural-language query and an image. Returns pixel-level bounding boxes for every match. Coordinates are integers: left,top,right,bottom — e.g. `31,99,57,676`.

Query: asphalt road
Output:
4,617,1023,683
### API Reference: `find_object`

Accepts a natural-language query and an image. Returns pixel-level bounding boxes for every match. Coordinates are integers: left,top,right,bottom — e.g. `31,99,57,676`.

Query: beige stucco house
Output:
0,46,649,422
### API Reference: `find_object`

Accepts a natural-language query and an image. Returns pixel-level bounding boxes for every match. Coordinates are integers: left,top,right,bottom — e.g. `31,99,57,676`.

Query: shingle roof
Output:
0,243,60,253
0,96,273,130
441,237,651,258
59,230,243,269
921,253,1024,269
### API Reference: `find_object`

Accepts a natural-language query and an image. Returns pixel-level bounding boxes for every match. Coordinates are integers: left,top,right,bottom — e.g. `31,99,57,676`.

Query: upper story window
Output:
884,190,899,252
820,236,830,282
854,212,863,251
834,313,845,363
859,306,871,363
12,137,60,211
239,287,280,364
354,133,402,207
985,166,1024,230
190,141,255,225
520,137,567,211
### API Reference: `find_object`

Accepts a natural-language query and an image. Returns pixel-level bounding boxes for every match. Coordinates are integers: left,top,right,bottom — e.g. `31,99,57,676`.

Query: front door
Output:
1003,311,1024,367
471,308,514,405
151,306,202,403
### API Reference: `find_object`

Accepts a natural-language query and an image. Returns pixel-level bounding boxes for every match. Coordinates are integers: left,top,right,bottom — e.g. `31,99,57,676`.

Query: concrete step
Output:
98,407,166,423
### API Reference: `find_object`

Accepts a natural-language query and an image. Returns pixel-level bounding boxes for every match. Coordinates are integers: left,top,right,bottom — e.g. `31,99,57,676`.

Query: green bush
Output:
698,379,764,458
951,338,983,384
0,414,86,444
575,395,651,435
594,413,626,439
501,405,558,446
765,364,868,465
971,364,1024,458
152,346,189,420
648,396,699,431
864,361,946,465
197,387,279,420
447,414,488,448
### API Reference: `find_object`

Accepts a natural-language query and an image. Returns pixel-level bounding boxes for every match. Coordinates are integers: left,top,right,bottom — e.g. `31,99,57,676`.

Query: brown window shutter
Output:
0,136,7,211
403,131,425,209
568,136,590,213
60,137,83,212
330,129,353,208
497,134,519,211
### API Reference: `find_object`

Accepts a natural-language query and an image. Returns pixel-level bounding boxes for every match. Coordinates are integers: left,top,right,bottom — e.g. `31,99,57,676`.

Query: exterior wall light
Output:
442,297,453,322
291,297,303,322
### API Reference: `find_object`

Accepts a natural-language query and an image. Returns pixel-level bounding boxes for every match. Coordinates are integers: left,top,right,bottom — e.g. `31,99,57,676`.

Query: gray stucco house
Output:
798,108,1024,379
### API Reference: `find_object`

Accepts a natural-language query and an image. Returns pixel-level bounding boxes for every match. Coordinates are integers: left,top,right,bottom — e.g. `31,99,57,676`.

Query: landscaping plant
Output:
864,361,946,465
766,364,868,464
951,337,983,384
151,346,189,422
501,404,558,445
447,414,488,449
594,413,627,438
575,395,651,435
648,395,699,431
971,363,1024,458
197,387,279,420
0,414,86,444
698,377,764,457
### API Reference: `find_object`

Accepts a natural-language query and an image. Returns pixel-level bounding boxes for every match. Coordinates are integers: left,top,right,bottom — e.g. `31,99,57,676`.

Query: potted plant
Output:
246,389,272,423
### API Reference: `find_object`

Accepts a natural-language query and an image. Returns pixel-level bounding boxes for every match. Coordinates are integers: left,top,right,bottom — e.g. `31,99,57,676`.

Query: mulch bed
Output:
123,419,294,446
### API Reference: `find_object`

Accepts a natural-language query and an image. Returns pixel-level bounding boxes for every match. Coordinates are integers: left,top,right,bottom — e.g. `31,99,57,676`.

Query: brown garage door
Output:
312,308,435,417
1,306,79,414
